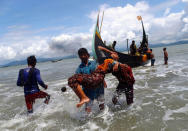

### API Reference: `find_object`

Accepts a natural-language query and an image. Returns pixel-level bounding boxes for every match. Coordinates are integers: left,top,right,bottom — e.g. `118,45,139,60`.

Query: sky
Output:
0,0,188,64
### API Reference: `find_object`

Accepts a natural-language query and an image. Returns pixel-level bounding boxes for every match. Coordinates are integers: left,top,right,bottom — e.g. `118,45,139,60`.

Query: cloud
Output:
150,11,185,43
0,26,51,64
150,0,180,12
89,1,187,45
49,33,92,56
164,8,171,16
0,46,16,60
182,0,188,2
0,1,188,64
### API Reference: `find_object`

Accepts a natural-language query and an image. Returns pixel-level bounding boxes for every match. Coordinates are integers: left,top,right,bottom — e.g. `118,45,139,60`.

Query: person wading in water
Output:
17,55,50,113
75,48,106,112
98,46,135,106
163,48,168,65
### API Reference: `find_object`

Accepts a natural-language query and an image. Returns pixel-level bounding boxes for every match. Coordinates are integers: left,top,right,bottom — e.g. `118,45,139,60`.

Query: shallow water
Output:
0,44,188,131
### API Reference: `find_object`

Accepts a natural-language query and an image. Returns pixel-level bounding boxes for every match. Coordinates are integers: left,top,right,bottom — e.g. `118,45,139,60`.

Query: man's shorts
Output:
151,59,155,66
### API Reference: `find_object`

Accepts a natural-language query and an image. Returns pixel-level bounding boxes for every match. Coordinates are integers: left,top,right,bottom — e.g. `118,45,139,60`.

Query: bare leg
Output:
73,84,90,108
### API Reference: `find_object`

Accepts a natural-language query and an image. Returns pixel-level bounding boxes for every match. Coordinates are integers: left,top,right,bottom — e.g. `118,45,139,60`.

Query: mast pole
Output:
99,11,104,34
127,39,129,54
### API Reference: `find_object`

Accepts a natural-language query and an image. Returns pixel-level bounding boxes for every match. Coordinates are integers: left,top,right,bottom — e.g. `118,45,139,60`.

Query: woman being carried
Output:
68,54,117,108
68,46,135,107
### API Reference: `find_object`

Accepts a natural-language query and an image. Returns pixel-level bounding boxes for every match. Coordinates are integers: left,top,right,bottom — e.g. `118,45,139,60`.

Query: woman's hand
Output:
111,53,119,61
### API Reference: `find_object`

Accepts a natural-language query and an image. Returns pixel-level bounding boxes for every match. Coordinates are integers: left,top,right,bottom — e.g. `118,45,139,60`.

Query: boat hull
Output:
93,32,151,68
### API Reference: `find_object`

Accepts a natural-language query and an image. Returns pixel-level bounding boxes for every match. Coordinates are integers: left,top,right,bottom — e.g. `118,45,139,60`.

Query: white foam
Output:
163,104,188,121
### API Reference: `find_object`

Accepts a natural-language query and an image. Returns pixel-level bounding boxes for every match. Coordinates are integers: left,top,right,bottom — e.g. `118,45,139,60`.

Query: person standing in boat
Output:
163,48,168,65
112,41,117,50
130,40,137,55
107,40,116,51
75,48,106,112
98,46,135,106
17,55,50,113
150,49,155,66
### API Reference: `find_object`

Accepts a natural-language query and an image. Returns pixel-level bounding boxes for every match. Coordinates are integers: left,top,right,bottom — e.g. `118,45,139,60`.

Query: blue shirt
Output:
76,60,97,100
76,60,97,75
17,67,46,95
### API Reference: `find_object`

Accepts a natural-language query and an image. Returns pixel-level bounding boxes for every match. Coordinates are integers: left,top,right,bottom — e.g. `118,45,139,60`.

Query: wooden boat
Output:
92,15,151,67
51,59,63,63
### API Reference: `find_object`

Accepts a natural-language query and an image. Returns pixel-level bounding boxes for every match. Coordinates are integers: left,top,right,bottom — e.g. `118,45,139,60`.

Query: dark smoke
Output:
49,34,92,56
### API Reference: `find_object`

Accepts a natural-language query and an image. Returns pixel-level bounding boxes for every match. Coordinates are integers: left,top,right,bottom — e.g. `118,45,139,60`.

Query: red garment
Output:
25,91,49,111
68,69,105,89
112,64,135,86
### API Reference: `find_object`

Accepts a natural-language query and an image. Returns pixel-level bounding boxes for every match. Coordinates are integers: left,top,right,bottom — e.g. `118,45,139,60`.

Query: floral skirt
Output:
68,73,105,89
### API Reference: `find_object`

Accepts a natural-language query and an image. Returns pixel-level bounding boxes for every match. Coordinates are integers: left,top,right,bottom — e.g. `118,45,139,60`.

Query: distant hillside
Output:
115,40,188,51
0,55,77,68
1,40,188,68
149,40,188,48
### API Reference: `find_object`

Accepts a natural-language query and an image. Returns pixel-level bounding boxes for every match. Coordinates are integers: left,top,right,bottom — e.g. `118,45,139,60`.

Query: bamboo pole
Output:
127,39,129,54
99,11,104,34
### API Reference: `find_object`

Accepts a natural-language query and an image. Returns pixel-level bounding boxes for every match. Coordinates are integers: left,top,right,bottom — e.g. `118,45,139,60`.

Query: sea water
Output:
0,44,188,131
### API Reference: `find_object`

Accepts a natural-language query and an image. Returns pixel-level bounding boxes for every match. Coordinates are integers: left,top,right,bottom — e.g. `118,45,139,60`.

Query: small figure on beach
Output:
163,48,168,65
17,55,50,113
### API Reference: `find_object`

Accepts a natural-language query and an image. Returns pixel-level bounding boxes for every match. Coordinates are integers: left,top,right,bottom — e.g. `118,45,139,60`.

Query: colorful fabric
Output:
25,91,49,111
68,71,105,89
17,68,46,95
97,59,114,72
112,64,135,86
69,59,115,89
76,60,104,100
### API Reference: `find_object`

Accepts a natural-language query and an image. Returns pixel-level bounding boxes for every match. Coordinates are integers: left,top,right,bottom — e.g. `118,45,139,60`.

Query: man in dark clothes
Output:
112,41,117,50
17,55,50,113
130,40,137,55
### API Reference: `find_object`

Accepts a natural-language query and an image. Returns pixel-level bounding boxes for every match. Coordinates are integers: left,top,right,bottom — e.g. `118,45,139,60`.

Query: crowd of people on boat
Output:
16,45,168,114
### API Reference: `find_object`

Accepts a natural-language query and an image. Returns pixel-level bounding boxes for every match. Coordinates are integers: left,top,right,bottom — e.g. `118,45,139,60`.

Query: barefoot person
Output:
68,58,115,108
68,45,135,107
75,48,106,112
17,55,50,113
98,46,135,105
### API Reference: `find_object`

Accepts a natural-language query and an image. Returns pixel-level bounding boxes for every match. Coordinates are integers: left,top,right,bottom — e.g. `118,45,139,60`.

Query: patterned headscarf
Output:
97,59,114,72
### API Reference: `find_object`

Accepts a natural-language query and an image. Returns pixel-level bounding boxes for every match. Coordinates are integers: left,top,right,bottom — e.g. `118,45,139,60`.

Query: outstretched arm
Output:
98,46,119,61
98,46,114,54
